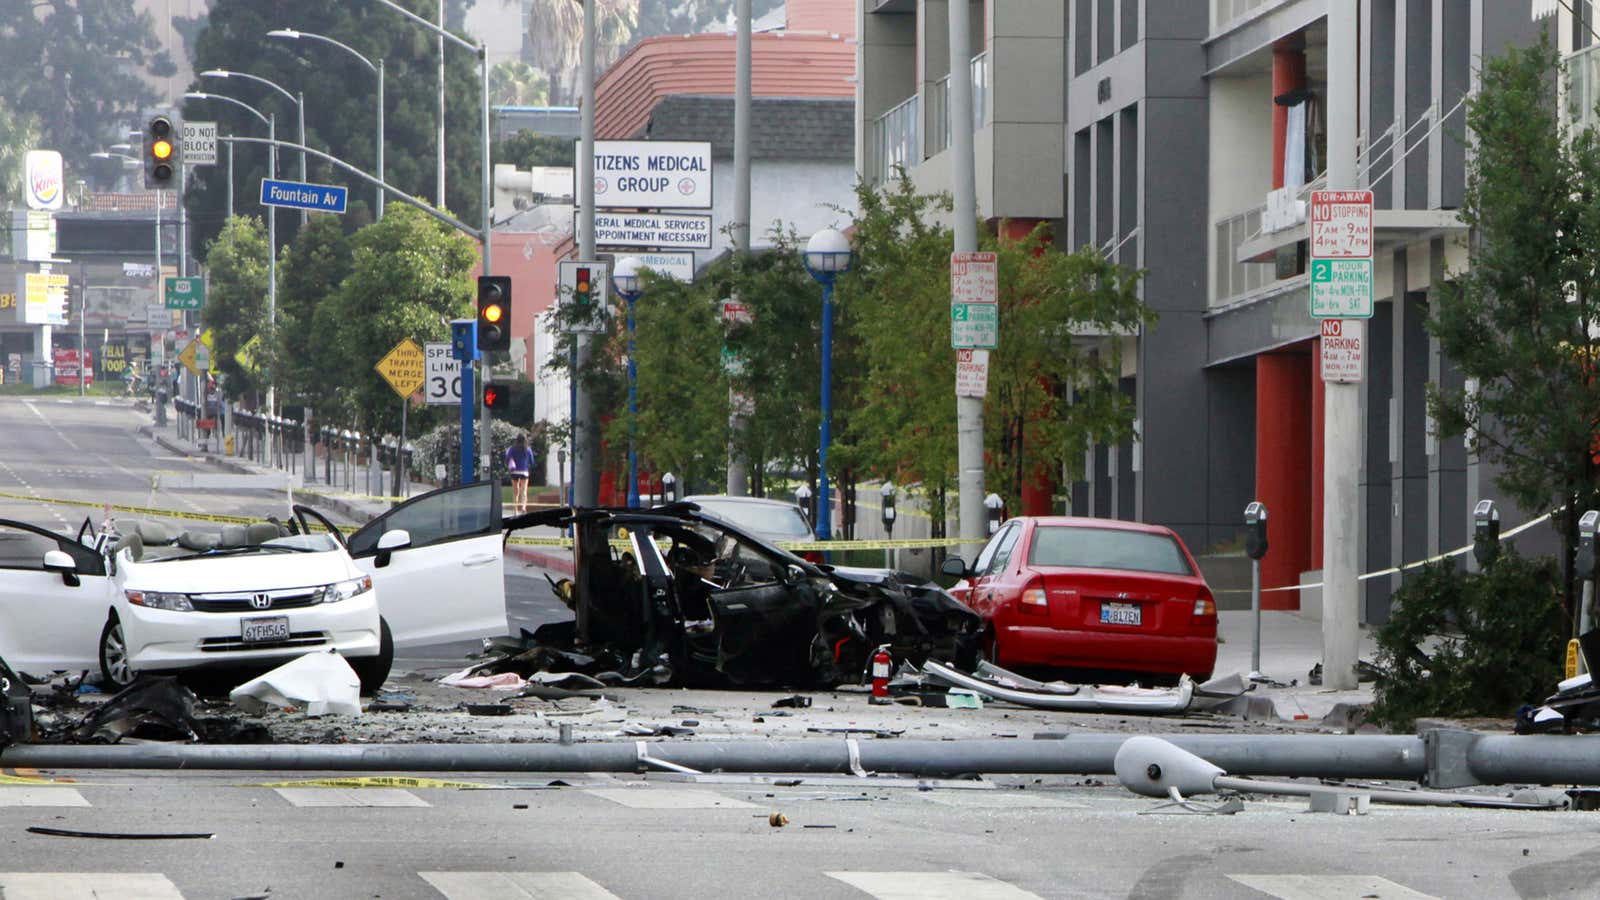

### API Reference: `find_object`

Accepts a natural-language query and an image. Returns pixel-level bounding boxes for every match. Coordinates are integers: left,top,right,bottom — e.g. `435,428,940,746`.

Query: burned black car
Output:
503,503,979,687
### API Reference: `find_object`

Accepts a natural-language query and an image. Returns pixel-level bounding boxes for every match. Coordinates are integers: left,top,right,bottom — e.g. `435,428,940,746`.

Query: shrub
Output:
412,418,528,485
1370,551,1566,731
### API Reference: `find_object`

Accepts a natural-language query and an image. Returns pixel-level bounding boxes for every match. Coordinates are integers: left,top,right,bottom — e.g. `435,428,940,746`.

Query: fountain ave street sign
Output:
260,178,348,213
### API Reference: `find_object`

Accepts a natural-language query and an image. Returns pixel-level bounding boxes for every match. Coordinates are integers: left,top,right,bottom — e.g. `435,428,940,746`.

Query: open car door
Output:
344,482,507,649
0,519,112,675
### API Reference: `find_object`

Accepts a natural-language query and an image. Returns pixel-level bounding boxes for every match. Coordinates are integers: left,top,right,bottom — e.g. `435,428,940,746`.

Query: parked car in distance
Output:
942,516,1217,683
678,495,814,544
0,482,510,694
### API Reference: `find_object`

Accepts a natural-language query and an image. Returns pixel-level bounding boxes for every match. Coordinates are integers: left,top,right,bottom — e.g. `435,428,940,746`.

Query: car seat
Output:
176,530,221,552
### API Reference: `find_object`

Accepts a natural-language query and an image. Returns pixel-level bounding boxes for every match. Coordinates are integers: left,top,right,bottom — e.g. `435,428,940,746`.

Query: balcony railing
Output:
1569,42,1600,133
1213,205,1272,304
927,52,990,157
1212,0,1274,33
868,93,919,184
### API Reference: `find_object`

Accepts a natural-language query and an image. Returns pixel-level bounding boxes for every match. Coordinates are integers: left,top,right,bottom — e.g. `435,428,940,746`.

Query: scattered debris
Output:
1,654,33,747
463,704,514,717
52,677,208,743
921,660,1200,714
439,669,528,691
229,651,362,717
772,695,812,709
767,812,789,827
27,826,214,840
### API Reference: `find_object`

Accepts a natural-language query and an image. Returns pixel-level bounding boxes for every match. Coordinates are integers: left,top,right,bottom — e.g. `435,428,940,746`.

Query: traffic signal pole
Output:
573,0,598,507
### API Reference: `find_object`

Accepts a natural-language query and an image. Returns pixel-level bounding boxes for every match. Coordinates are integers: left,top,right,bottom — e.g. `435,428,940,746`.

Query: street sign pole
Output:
451,320,478,485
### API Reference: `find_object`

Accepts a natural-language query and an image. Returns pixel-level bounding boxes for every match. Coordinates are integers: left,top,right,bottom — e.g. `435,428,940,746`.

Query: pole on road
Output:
573,0,598,507
726,0,753,496
1321,1,1361,691
949,0,986,548
437,0,446,209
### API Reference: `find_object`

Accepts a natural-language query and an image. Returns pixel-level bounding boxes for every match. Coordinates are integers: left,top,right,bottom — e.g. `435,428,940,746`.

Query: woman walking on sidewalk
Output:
505,433,534,510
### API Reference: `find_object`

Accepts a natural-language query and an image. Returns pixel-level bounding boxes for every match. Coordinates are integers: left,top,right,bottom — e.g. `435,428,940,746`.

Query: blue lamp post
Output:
803,227,854,541
612,256,644,509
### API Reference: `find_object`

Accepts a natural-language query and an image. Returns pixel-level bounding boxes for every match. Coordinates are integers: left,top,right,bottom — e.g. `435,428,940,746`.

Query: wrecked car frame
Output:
502,503,979,688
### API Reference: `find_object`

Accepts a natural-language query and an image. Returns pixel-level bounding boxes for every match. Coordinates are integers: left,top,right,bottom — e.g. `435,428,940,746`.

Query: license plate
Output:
241,616,290,643
1100,602,1141,626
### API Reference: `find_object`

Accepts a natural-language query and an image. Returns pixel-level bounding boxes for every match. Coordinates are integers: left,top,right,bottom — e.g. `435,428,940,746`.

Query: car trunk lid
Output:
1032,568,1209,635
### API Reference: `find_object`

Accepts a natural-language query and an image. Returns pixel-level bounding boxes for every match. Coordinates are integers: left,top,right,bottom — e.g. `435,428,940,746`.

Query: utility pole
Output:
573,0,598,506
1321,2,1361,691
437,0,447,209
726,0,752,496
949,0,986,547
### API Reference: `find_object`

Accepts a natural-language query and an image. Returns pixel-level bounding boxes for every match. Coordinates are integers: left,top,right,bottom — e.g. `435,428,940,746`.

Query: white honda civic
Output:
0,482,509,694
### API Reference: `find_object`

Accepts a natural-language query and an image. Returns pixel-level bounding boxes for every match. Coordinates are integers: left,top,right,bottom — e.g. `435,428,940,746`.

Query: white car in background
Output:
0,482,509,694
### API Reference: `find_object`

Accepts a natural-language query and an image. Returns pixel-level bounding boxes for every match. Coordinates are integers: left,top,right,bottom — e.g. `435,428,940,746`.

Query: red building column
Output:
1309,341,1325,570
1272,40,1307,190
1256,351,1312,609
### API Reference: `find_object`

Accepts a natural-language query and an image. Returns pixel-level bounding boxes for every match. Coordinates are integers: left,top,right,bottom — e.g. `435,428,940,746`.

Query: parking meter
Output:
880,482,897,569
1244,501,1268,560
984,493,1005,536
662,472,677,505
795,484,814,529
1473,500,1501,569
1579,512,1599,583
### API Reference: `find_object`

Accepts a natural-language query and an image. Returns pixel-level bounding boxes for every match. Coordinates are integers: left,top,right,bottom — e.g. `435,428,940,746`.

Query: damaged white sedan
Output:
0,482,509,694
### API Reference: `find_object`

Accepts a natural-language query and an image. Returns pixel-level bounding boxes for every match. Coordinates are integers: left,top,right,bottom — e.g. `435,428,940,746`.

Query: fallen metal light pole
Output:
8,730,1600,787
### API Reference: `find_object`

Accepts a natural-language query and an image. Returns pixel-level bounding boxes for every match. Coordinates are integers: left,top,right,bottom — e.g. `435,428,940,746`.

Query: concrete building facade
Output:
857,0,1545,621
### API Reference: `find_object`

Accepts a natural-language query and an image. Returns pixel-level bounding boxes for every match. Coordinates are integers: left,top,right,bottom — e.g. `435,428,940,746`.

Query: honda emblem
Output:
250,593,272,610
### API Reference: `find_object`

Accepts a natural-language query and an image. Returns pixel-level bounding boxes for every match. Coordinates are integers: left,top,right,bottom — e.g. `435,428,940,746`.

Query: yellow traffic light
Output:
484,304,503,324
152,139,173,160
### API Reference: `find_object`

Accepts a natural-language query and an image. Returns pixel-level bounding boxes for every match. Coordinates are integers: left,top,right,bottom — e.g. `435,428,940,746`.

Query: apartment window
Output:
1120,0,1138,53
1097,0,1115,65
1073,129,1091,248
1075,0,1093,75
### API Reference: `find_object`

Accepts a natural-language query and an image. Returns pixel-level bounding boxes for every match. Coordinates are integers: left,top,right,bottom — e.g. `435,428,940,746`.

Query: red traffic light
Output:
483,382,509,410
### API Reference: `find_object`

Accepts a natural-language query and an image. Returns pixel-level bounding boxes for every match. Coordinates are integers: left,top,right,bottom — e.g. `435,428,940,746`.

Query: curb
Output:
140,425,255,476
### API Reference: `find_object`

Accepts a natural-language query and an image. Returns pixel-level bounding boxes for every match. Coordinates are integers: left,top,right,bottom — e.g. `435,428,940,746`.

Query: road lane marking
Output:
273,787,430,808
826,871,1043,899
420,872,621,899
24,400,83,451
0,787,90,806
1227,874,1440,899
582,788,758,809
0,873,184,899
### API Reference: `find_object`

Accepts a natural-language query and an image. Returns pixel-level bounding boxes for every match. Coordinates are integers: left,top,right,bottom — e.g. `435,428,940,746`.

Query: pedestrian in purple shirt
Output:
505,433,534,510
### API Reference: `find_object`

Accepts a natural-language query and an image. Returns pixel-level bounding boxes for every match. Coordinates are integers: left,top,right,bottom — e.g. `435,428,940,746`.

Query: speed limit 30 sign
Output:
424,341,462,406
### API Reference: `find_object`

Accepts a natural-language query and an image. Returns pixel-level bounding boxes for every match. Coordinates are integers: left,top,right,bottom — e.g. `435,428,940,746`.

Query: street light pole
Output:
267,29,385,219
200,70,306,226
574,0,598,507
949,0,986,549
804,228,853,541
613,257,643,509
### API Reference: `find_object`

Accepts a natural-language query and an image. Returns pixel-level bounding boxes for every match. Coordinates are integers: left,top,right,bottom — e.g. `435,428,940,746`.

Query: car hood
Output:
120,550,359,594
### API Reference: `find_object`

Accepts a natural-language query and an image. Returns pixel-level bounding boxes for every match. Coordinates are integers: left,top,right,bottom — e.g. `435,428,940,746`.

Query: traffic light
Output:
476,275,512,352
143,111,181,189
482,381,510,411
573,266,592,308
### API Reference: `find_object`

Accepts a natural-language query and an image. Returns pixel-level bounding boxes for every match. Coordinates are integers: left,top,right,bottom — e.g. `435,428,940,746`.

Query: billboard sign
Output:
24,150,64,211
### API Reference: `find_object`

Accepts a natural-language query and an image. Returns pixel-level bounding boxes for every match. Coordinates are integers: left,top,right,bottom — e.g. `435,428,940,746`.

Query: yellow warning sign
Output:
177,329,215,376
375,338,425,399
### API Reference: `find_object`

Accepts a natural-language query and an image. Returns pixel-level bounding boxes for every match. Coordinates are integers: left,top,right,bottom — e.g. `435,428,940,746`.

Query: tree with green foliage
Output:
493,131,575,169
1427,33,1600,624
273,214,353,412
490,60,549,108
311,204,477,433
199,217,270,401
0,102,41,202
186,0,485,258
0,0,172,171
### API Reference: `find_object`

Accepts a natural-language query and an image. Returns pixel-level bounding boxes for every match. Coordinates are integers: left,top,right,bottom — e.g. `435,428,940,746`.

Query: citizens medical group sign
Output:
24,150,64,211
586,140,713,209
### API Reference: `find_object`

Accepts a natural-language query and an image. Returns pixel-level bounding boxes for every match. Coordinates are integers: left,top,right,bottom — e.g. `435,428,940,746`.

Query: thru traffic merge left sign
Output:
375,338,426,399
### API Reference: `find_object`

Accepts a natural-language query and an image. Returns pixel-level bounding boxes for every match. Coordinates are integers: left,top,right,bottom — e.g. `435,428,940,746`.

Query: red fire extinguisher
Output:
870,645,892,705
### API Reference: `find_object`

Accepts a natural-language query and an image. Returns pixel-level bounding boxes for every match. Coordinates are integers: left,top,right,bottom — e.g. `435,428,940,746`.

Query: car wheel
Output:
349,618,394,696
98,615,136,690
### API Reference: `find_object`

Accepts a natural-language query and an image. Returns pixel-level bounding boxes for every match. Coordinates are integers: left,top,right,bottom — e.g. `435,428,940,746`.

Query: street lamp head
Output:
804,227,853,276
612,256,643,298
880,481,895,498
200,69,232,79
266,29,301,39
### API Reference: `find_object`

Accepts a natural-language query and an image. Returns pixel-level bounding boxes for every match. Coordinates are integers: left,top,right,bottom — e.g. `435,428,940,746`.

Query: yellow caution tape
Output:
243,775,494,789
0,772,77,785
779,537,986,551
1567,639,1581,680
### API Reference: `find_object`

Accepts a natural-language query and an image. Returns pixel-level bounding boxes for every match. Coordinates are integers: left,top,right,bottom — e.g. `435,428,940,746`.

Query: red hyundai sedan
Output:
943,517,1217,682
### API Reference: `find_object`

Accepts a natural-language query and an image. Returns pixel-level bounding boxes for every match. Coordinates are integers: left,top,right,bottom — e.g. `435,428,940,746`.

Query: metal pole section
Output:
627,296,638,508
0,735,1435,781
460,351,476,485
226,142,234,218
297,91,307,227
1251,557,1263,678
437,0,446,208
817,277,834,540
726,0,753,496
77,288,85,397
1582,579,1595,675
178,162,188,278
1321,0,1361,691
377,59,386,220
266,113,278,416
949,0,985,547
573,0,598,507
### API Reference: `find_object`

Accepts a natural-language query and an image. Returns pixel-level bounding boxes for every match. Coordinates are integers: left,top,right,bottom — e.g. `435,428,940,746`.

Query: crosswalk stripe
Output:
917,792,1086,809
0,873,184,899
1227,874,1440,900
273,787,430,808
420,871,620,899
825,871,1043,899
582,788,758,810
0,787,90,807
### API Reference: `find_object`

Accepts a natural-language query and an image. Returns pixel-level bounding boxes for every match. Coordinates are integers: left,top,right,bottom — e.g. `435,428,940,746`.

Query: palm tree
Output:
0,102,41,204
524,0,638,105
491,60,551,107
